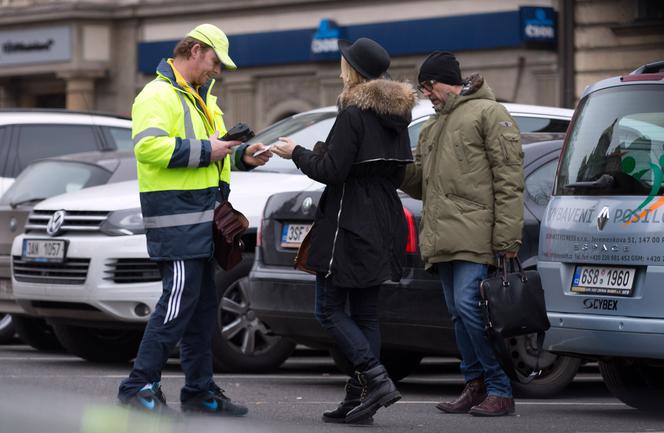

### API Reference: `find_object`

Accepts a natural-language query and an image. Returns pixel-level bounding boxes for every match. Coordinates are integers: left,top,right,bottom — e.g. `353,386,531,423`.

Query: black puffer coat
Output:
292,79,416,288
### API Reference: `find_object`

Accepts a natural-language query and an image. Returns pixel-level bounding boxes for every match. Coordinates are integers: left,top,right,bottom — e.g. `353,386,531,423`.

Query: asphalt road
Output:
1,344,663,433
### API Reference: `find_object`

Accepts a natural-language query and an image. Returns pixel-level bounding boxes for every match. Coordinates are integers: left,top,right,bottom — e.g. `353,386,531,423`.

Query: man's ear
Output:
190,43,202,59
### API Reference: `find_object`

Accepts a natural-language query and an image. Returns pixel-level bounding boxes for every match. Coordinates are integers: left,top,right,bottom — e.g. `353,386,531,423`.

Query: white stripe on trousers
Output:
164,260,185,324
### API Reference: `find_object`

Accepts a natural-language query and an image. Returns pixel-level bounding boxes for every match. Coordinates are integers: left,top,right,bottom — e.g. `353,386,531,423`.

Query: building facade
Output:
0,0,661,128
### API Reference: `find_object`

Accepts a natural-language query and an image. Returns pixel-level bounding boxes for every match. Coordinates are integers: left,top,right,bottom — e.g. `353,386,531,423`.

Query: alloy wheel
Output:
218,276,280,356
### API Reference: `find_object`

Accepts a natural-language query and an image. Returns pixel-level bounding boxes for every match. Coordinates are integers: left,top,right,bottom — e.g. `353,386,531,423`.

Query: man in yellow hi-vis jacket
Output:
118,24,271,415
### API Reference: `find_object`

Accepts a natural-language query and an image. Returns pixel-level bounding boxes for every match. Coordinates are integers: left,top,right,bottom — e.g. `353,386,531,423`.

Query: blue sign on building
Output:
520,6,557,44
310,18,342,60
137,6,557,74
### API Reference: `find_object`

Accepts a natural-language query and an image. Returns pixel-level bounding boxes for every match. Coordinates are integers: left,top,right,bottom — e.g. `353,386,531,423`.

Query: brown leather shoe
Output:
469,395,515,417
436,378,487,414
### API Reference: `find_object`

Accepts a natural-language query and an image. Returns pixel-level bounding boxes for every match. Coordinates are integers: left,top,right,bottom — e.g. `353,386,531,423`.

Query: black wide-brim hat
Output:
338,38,390,79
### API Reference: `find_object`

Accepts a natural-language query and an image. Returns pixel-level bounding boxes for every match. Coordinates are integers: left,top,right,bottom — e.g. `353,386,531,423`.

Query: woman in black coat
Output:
272,38,416,424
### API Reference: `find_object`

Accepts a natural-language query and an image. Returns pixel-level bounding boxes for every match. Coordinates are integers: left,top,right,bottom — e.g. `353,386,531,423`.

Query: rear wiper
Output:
564,173,614,190
9,197,47,209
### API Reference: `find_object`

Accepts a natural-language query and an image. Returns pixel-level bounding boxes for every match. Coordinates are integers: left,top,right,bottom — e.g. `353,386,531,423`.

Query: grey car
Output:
0,150,136,348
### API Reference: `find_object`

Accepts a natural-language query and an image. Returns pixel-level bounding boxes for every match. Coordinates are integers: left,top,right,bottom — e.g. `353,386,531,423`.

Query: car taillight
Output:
403,207,417,254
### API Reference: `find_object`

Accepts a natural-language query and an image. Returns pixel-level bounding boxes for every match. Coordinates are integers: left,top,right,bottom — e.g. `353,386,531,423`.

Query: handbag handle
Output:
496,255,528,285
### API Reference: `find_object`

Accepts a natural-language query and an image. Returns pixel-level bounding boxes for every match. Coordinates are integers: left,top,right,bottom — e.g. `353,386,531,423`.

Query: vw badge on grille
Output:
46,210,66,236
302,197,313,213
597,206,609,231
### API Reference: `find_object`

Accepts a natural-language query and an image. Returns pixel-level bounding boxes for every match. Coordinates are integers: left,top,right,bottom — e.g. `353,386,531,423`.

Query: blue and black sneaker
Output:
122,382,170,414
181,385,248,417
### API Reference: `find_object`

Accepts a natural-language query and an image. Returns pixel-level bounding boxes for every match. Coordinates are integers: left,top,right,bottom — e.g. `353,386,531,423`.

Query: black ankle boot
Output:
322,377,372,424
344,364,401,423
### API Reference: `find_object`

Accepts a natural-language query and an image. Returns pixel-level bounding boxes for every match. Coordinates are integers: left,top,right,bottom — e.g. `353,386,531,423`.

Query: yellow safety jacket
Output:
132,58,252,260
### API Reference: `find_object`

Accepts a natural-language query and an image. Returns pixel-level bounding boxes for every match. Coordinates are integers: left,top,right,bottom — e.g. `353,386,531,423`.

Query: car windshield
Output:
0,160,112,206
555,85,664,196
245,112,337,174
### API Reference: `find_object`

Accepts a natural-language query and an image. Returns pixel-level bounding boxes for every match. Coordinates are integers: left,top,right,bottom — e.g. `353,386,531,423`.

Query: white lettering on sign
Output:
311,38,338,54
525,24,554,39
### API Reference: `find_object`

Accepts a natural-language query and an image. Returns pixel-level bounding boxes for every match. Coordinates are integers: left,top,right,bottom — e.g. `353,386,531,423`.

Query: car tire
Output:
329,347,423,382
11,315,63,352
0,313,16,343
599,359,664,411
51,324,142,363
212,257,296,372
508,334,581,398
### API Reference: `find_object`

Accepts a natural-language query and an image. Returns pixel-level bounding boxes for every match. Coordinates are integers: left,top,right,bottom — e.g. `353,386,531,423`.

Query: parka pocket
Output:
452,130,466,163
498,132,523,166
446,193,486,212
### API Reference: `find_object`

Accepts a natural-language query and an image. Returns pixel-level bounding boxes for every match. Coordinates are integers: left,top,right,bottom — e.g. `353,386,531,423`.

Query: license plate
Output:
571,265,636,296
280,223,312,248
22,239,67,263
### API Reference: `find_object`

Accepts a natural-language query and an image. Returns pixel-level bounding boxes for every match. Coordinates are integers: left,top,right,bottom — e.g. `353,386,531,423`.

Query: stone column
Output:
221,78,256,129
57,71,104,111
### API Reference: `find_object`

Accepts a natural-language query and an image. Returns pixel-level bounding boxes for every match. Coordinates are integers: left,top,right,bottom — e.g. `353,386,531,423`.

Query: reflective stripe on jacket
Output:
133,59,244,260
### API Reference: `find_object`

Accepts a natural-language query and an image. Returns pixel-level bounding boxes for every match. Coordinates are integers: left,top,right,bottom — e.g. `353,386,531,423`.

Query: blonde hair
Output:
340,56,366,88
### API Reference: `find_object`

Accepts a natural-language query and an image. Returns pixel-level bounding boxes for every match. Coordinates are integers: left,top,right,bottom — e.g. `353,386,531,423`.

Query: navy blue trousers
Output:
118,257,218,402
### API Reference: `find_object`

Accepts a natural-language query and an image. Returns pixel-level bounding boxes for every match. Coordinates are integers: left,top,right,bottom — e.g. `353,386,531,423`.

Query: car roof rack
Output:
629,60,664,74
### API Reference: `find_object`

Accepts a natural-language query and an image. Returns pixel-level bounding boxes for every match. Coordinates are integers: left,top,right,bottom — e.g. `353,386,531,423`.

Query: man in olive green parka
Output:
401,51,524,417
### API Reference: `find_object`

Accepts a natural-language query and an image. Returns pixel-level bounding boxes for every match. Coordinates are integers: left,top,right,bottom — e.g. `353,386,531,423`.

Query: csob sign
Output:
520,6,556,46
0,26,71,66
310,19,343,60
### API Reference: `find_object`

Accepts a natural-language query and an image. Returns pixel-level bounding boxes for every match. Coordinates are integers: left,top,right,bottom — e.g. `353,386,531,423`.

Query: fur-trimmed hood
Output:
338,79,417,123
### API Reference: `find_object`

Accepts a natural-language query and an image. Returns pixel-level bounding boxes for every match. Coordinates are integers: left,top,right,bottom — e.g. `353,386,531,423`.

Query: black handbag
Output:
479,256,550,383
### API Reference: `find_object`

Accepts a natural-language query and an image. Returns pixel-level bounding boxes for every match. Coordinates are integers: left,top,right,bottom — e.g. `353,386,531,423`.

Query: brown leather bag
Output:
213,201,249,270
293,228,316,275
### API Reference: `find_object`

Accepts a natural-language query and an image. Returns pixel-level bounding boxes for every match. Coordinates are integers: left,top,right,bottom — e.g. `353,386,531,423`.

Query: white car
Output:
11,101,572,369
0,110,132,196
0,110,132,345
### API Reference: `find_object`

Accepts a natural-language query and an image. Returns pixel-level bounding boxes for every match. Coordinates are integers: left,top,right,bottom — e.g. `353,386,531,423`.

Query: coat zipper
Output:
325,183,346,278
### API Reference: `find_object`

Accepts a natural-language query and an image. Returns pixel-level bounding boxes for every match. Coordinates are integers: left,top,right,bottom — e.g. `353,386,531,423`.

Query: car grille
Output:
12,256,90,285
25,210,109,234
104,259,161,284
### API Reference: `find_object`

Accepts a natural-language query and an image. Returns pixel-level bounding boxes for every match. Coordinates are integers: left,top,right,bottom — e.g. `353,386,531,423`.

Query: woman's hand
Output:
272,137,297,160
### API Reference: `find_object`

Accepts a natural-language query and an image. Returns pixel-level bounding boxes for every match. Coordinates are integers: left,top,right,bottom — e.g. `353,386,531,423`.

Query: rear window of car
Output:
106,126,133,151
0,160,111,206
15,125,99,174
513,116,569,133
247,112,337,174
555,85,664,196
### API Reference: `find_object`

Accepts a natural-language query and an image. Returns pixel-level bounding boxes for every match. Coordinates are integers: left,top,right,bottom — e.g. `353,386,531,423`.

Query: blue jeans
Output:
437,261,512,398
315,274,381,372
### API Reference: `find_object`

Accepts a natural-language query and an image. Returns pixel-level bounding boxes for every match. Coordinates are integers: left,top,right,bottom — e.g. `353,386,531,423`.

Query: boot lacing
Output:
355,371,368,401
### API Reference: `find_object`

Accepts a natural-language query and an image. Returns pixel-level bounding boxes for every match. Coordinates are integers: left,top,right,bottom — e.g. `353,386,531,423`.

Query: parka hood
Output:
439,74,496,114
338,79,417,131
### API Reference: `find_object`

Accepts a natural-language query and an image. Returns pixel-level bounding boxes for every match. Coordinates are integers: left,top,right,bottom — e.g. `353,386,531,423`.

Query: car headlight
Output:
100,208,145,236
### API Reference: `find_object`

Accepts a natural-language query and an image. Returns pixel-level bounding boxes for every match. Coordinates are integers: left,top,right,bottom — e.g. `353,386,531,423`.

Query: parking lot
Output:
1,343,663,433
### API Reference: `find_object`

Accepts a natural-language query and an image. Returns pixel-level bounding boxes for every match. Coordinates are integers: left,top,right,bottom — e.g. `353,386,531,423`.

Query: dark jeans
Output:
314,274,381,372
118,257,218,402
437,261,512,398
